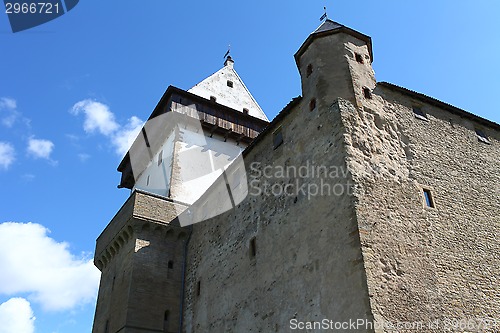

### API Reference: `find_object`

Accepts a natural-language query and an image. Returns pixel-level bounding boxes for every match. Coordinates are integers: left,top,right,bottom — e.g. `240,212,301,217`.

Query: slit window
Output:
423,188,435,208
475,128,490,144
227,80,233,88
158,150,163,166
363,87,372,99
250,237,257,258
168,260,173,269
163,311,169,333
196,280,201,296
412,106,428,121
309,98,316,111
273,127,283,149
306,64,313,77
355,53,364,64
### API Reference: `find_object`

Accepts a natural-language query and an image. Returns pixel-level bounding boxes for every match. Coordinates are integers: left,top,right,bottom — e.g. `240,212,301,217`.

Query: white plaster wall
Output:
133,123,245,205
173,126,244,204
133,131,176,197
188,64,268,121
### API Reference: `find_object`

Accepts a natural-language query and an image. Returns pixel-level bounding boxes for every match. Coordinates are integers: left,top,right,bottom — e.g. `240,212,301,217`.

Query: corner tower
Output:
92,57,269,333
295,19,376,110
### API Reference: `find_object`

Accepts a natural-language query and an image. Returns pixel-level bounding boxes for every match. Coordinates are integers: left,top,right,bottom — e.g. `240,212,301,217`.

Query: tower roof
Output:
188,57,269,121
295,19,373,65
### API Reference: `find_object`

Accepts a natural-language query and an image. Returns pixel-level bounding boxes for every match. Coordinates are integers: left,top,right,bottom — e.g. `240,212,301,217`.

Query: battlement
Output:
94,190,188,271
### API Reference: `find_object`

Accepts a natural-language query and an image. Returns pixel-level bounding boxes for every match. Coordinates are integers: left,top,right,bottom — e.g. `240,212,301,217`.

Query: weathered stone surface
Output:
92,191,189,333
92,19,499,333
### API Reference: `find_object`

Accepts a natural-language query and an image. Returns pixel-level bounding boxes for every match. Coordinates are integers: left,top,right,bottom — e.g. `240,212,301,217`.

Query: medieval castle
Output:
91,19,499,332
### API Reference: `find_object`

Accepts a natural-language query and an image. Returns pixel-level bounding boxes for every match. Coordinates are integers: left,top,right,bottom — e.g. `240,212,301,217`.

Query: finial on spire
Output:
320,6,328,21
223,44,231,59
223,44,234,68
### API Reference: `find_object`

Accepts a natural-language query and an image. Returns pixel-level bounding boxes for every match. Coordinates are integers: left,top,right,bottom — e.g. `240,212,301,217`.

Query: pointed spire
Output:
320,6,328,21
224,55,234,68
188,57,268,121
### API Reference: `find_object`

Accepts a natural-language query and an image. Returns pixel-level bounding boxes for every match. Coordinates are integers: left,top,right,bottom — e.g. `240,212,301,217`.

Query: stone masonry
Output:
92,19,499,333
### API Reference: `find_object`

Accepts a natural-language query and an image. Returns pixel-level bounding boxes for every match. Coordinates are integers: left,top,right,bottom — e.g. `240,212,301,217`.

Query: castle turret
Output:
92,58,269,332
295,19,376,110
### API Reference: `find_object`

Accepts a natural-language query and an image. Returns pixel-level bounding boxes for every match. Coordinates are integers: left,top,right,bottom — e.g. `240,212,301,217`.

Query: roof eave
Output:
378,82,500,130
294,26,373,67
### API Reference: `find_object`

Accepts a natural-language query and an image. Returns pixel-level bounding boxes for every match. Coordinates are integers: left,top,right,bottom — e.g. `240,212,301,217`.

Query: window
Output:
158,150,163,166
273,127,283,149
168,260,173,269
309,98,316,111
227,80,233,88
250,237,257,258
363,87,372,99
355,53,364,64
306,64,313,77
422,188,435,208
163,311,170,333
104,320,109,333
475,128,490,144
243,108,249,115
412,106,428,121
146,175,150,186
210,96,217,102
196,280,201,296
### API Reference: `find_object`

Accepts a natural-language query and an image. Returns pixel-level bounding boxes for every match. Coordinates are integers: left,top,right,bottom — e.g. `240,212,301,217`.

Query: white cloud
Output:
0,142,15,170
112,116,144,156
71,100,119,136
0,97,16,110
21,174,36,182
0,222,100,311
0,298,35,333
27,138,54,160
71,100,144,156
0,97,19,127
77,153,90,162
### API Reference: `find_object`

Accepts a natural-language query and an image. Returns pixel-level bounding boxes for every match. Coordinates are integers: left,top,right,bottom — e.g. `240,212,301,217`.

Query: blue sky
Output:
0,1,499,332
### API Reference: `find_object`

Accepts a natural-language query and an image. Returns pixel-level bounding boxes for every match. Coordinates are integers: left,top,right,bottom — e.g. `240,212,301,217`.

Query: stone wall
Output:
342,84,500,332
183,97,374,332
93,191,189,333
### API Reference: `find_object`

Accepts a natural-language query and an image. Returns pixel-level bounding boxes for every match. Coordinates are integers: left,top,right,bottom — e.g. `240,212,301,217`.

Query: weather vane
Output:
320,6,328,21
223,44,231,59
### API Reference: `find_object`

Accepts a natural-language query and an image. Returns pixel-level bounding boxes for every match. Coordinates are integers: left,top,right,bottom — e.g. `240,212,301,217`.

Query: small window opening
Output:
112,276,116,291
210,96,217,102
355,53,364,64
273,127,283,149
423,188,435,208
146,175,150,186
227,80,233,88
163,311,170,333
250,237,257,258
412,106,428,121
475,128,491,144
196,280,201,296
158,150,163,166
104,320,110,333
363,87,372,99
243,108,249,115
309,98,316,111
168,260,173,269
306,64,313,77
